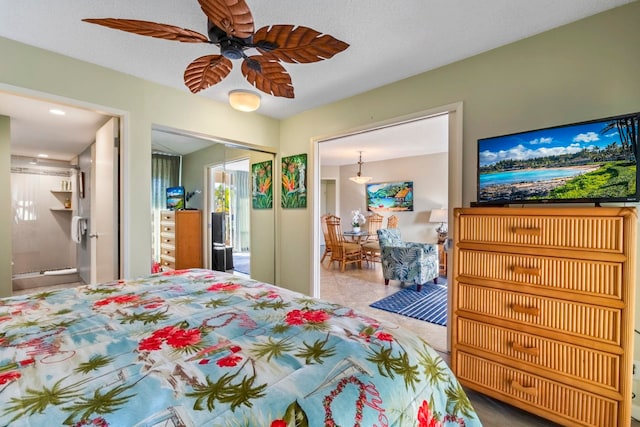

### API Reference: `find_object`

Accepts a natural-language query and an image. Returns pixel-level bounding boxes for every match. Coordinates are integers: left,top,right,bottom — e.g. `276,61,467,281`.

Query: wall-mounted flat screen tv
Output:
166,186,185,210
477,112,639,205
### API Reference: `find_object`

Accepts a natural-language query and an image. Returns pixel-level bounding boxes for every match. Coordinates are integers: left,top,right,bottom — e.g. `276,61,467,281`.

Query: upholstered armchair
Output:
377,228,439,292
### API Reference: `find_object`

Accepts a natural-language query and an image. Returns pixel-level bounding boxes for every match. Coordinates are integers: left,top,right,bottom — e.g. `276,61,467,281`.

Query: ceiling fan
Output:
83,0,349,99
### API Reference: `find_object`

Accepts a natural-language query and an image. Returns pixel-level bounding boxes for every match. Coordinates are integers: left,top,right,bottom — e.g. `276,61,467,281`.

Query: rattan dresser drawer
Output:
457,211,624,253
457,249,623,299
455,352,618,427
457,282,621,345
456,318,620,394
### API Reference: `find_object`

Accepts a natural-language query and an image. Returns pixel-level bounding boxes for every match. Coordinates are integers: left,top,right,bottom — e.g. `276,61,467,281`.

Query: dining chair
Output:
364,213,384,241
320,214,338,263
386,215,398,229
361,213,384,264
326,216,363,272
320,214,330,262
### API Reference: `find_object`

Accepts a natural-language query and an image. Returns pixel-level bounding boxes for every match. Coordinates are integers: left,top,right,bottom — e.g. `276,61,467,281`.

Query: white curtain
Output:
231,170,250,252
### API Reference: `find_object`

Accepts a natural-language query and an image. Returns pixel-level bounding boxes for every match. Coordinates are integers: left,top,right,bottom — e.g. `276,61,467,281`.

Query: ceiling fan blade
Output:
198,0,254,39
82,18,209,43
254,25,349,63
241,55,294,98
184,55,233,93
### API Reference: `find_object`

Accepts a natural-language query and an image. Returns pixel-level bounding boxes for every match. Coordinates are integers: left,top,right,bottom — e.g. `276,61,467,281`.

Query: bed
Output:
0,269,482,426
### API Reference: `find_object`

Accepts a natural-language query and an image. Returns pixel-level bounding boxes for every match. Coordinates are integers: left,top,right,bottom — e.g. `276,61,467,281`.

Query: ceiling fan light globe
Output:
229,90,261,112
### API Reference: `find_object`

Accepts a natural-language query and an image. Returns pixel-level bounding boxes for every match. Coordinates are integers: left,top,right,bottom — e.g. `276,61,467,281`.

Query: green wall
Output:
0,37,279,297
278,1,640,293
0,116,10,297
181,144,276,283
1,1,639,416
1,2,639,299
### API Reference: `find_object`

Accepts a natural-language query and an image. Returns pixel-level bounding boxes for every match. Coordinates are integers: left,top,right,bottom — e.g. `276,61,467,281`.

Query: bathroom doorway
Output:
4,91,119,292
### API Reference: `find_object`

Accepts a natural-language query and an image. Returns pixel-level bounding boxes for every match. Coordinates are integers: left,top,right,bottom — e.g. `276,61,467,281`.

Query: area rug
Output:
369,280,448,326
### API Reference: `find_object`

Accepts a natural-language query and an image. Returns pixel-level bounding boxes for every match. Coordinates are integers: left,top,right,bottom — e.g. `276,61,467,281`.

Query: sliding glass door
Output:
208,159,250,275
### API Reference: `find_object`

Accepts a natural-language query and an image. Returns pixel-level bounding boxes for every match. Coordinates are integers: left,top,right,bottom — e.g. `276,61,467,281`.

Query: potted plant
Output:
351,209,366,233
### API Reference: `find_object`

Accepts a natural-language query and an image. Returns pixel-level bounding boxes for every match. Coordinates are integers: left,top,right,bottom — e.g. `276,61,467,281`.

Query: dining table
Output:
342,230,370,244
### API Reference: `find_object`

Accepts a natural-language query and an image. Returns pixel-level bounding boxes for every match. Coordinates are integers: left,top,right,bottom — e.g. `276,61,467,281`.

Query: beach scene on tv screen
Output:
478,116,638,202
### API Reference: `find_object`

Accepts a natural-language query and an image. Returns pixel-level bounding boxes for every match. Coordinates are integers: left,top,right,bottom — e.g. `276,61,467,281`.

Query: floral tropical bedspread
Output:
0,269,482,427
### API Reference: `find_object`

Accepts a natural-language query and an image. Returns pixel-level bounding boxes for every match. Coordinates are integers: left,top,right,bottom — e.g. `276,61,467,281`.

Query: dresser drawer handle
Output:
512,342,540,357
512,266,541,276
511,304,540,316
511,380,538,397
512,227,542,237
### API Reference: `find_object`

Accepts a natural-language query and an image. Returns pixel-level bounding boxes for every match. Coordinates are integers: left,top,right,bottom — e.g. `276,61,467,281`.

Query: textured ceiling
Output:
0,0,632,161
0,0,631,119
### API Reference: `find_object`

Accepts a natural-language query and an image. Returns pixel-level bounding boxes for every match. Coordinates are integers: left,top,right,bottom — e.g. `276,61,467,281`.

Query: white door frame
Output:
311,101,463,351
1,84,126,287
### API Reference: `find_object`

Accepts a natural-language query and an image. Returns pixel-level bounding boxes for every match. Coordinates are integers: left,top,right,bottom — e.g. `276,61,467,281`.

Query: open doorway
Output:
313,102,463,352
207,158,251,275
3,91,121,292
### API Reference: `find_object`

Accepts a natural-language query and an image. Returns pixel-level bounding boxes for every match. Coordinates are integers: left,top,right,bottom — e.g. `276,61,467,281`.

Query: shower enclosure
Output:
11,156,80,291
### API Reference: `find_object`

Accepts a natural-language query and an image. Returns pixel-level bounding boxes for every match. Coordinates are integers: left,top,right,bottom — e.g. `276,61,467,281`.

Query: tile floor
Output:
319,259,640,427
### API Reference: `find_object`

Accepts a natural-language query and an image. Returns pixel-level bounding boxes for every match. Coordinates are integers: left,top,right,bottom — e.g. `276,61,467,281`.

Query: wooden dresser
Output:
159,210,202,271
452,207,636,427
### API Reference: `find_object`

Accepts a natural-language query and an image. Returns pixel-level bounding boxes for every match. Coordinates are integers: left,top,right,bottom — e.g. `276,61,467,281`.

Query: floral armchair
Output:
377,228,439,292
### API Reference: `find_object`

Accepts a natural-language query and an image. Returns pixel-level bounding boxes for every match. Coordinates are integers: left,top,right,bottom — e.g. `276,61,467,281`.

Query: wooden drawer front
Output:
160,235,175,247
160,211,175,222
456,352,618,427
160,257,175,270
458,283,621,345
458,249,622,299
458,214,623,252
160,223,175,235
160,246,175,259
457,318,620,392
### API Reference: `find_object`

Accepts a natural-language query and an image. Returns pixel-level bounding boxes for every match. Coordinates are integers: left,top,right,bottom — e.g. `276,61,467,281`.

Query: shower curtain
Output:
11,162,75,275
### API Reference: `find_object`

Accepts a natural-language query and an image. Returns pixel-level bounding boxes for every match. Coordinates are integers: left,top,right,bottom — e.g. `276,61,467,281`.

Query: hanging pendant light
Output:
349,151,372,184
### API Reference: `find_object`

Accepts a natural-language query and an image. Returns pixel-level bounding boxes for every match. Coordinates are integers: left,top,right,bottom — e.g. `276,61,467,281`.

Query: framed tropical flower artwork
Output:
251,160,273,209
281,153,307,209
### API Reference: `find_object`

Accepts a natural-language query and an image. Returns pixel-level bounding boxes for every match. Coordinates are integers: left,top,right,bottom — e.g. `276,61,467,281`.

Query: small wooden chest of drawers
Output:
159,210,202,271
452,207,636,427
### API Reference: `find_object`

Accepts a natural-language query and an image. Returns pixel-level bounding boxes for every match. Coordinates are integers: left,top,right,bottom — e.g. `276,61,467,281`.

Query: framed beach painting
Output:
281,154,307,209
251,160,273,209
366,181,414,212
